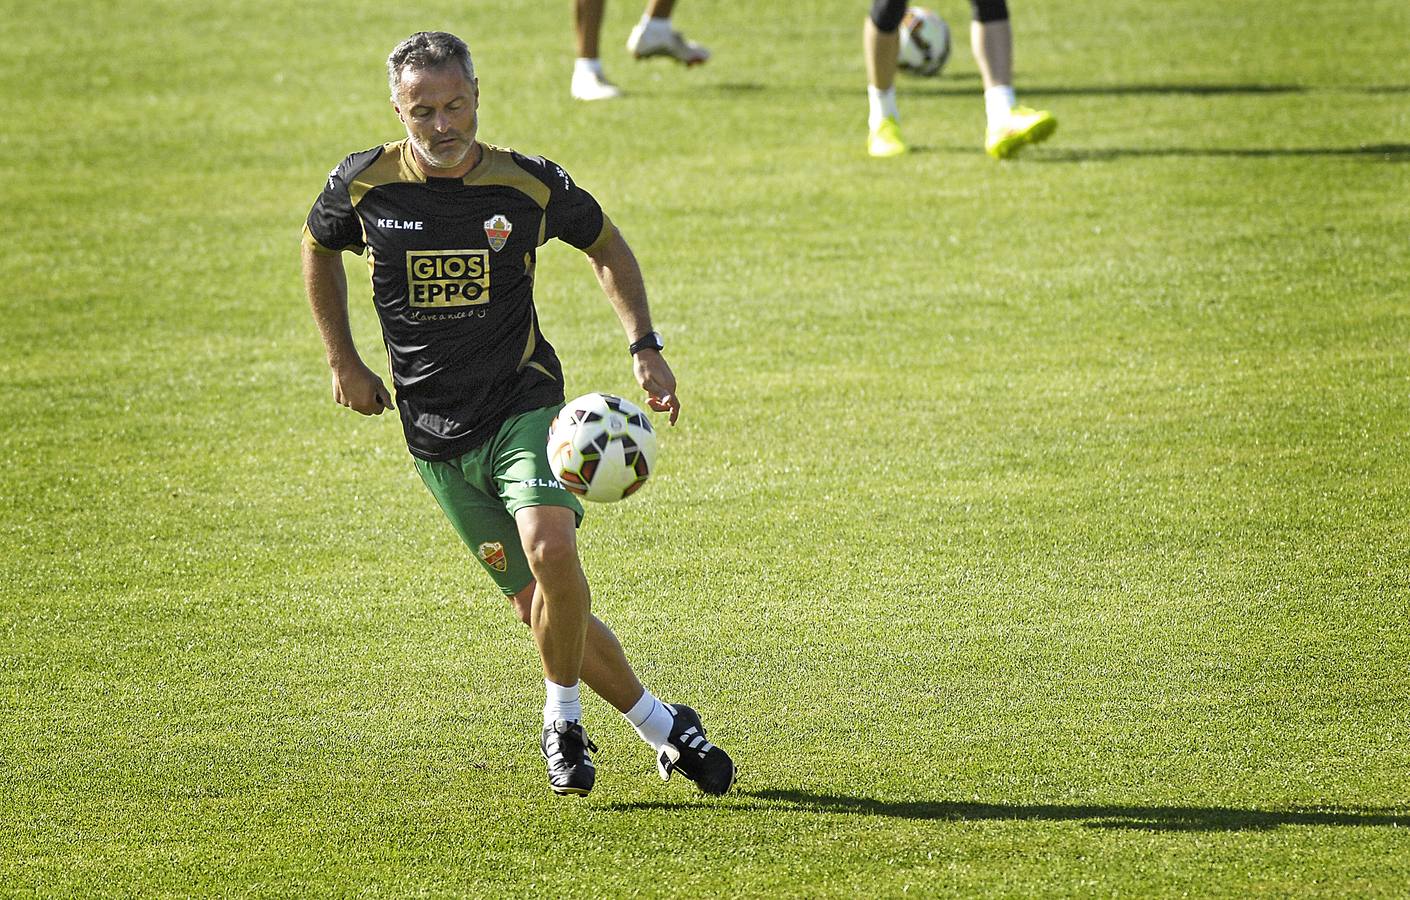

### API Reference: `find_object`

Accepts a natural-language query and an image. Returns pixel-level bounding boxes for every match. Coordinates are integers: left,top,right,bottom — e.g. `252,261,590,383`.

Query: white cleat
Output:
627,22,710,66
571,69,622,101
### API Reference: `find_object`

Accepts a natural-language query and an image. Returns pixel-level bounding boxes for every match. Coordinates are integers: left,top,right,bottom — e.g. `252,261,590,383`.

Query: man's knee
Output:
971,0,1009,23
516,507,580,592
520,527,579,576
870,0,907,33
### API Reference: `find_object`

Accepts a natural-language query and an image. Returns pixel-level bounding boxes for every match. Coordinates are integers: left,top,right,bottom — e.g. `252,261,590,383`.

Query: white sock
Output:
623,689,675,750
639,15,672,39
574,57,604,78
543,679,582,726
867,85,899,131
985,85,1017,125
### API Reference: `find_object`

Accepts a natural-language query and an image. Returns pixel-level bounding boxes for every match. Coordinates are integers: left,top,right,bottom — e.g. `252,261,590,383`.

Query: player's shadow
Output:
903,81,1310,98
1026,82,1306,96
913,142,1409,161
1027,143,1410,163
905,82,1410,98
608,790,1406,832
708,81,768,93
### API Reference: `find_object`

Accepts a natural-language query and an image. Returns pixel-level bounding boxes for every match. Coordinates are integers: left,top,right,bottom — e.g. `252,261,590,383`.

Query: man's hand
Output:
633,349,679,425
332,361,394,415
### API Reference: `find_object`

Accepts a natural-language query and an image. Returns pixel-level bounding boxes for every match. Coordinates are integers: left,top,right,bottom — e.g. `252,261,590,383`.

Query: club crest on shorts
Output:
483,214,512,252
477,541,508,572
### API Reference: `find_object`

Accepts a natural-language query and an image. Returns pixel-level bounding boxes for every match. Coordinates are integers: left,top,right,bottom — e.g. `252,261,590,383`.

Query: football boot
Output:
627,22,710,66
985,106,1057,159
541,719,598,796
657,704,736,796
868,116,909,158
571,69,622,101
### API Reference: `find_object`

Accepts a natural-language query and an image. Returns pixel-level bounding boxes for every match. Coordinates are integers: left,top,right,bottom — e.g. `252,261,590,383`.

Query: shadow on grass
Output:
1025,83,1306,97
703,81,1314,99
900,81,1307,98
1025,143,1410,162
902,82,1410,97
608,790,1407,832
862,143,1410,162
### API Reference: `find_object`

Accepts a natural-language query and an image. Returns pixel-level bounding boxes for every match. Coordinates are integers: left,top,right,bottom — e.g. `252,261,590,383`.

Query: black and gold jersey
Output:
304,140,615,461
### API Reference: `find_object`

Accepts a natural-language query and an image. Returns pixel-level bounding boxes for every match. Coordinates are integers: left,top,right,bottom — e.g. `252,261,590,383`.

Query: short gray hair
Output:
387,31,475,99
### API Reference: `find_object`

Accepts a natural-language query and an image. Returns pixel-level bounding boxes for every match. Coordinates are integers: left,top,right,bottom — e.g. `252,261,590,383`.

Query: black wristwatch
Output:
629,331,664,355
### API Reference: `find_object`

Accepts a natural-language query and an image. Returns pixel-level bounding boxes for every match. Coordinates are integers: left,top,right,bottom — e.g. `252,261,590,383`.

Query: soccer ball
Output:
898,7,951,76
548,393,658,503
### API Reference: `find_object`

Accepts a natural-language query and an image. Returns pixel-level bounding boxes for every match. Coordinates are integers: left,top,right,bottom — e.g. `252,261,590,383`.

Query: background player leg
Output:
572,0,622,100
970,2,1057,159
627,0,710,65
864,0,908,157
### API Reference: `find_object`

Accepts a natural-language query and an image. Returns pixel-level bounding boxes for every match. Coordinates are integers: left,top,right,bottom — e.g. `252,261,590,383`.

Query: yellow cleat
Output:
868,117,909,158
985,106,1057,159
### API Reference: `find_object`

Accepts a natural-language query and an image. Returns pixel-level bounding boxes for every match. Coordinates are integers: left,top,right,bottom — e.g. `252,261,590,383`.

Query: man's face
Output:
393,63,479,171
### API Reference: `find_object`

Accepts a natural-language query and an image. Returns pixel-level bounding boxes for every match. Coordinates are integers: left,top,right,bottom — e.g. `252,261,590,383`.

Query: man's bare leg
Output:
510,504,736,795
516,505,598,795
511,583,645,713
571,0,622,99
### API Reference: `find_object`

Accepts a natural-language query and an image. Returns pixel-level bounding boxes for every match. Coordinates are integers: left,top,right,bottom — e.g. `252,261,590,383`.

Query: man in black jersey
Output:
301,31,734,797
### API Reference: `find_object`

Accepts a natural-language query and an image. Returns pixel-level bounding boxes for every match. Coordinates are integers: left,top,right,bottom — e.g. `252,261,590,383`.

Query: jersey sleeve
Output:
538,158,615,253
303,155,366,255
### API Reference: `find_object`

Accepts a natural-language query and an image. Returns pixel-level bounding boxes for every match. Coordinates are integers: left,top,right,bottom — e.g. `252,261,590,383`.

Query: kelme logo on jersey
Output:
406,249,490,308
477,541,508,573
483,214,512,252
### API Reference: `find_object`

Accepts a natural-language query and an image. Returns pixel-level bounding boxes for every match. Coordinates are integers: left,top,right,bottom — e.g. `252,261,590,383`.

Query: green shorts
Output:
414,404,584,596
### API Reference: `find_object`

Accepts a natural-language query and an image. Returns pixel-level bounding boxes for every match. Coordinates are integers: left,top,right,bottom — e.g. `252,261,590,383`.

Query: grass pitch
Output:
2,0,1408,896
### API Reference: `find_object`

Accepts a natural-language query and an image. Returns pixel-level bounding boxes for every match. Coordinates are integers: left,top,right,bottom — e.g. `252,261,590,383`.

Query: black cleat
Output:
657,704,736,796
542,719,597,796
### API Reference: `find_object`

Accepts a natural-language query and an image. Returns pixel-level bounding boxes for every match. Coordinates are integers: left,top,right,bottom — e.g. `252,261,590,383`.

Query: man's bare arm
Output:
301,243,393,415
586,229,679,425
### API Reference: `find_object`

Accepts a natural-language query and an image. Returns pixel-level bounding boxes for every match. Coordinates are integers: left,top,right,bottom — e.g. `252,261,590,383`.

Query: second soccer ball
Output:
899,7,951,77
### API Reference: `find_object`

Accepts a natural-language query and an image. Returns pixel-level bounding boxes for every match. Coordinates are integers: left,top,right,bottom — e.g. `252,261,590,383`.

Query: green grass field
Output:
3,0,1409,895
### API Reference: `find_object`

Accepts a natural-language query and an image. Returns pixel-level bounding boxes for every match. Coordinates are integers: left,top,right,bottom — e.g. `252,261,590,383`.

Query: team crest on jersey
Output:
477,541,508,573
483,214,512,252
